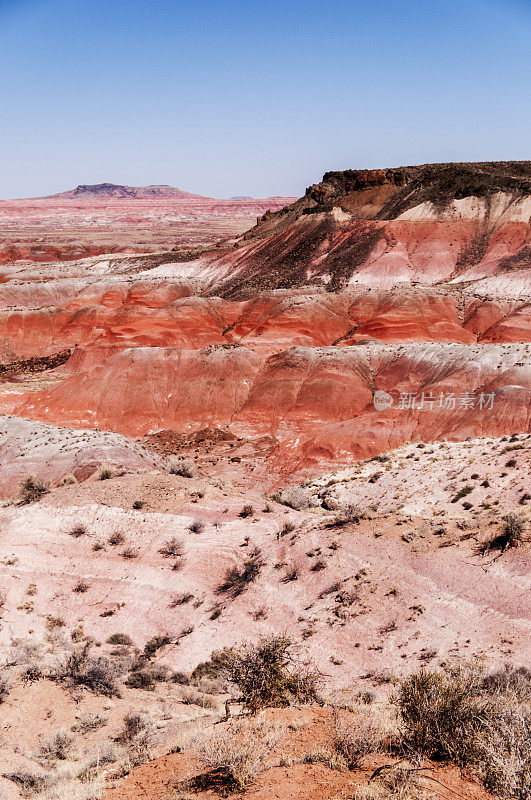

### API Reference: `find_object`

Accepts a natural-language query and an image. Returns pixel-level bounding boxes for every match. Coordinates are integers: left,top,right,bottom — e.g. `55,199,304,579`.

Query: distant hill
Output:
45,183,213,200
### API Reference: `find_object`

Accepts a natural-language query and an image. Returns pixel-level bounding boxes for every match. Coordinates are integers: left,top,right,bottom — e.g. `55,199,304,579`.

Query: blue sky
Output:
0,0,529,198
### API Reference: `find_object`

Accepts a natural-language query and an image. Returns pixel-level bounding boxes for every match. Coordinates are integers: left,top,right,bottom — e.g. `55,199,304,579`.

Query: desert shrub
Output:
278,487,310,510
73,580,90,593
19,475,50,504
192,719,280,791
39,729,75,762
278,521,295,537
98,466,114,480
132,499,144,509
118,711,157,766
478,514,527,555
22,663,43,683
395,664,486,764
46,614,65,630
332,712,385,769
481,664,531,700
363,763,421,800
477,707,530,800
124,669,158,691
281,565,298,583
143,633,172,658
395,662,531,798
108,531,125,546
71,712,108,734
121,547,138,559
60,641,121,696
301,747,345,771
179,685,220,709
188,518,204,533
333,503,363,526
69,524,87,537
451,485,473,503
2,771,53,794
60,473,77,485
211,635,320,714
169,458,195,478
106,632,133,646
169,593,194,607
239,504,254,518
0,671,11,702
217,547,264,597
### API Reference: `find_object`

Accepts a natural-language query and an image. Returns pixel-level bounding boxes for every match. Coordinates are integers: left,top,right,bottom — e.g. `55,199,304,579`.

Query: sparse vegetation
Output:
169,457,195,478
477,513,527,555
159,537,185,557
69,523,87,537
106,632,133,646
39,729,75,762
192,719,280,791
117,710,157,765
217,547,264,597
239,504,254,517
19,475,50,504
108,531,125,546
98,466,114,480
395,662,531,798
278,486,310,510
278,520,295,537
332,712,386,769
121,547,139,559
143,633,172,658
451,485,473,503
71,712,108,734
205,635,320,714
333,503,363,526
59,641,121,696
0,671,11,703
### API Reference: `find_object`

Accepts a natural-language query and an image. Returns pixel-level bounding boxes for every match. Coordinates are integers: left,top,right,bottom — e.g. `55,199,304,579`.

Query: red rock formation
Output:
12,343,530,472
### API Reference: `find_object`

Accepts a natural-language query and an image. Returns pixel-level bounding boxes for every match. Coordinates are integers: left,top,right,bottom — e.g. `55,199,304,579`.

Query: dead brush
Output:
477,513,527,555
19,475,50,504
206,634,321,714
169,458,195,478
190,719,283,791
38,729,75,763
368,763,423,800
395,661,531,799
59,641,122,697
477,708,530,800
159,537,185,558
217,547,264,598
117,710,157,767
331,710,387,769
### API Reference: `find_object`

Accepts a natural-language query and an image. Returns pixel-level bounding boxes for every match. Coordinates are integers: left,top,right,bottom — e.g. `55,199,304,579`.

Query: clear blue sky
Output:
0,0,529,199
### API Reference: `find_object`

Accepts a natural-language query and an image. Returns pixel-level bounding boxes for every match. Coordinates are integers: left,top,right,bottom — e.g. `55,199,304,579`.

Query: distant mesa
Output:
230,195,254,200
44,182,213,200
